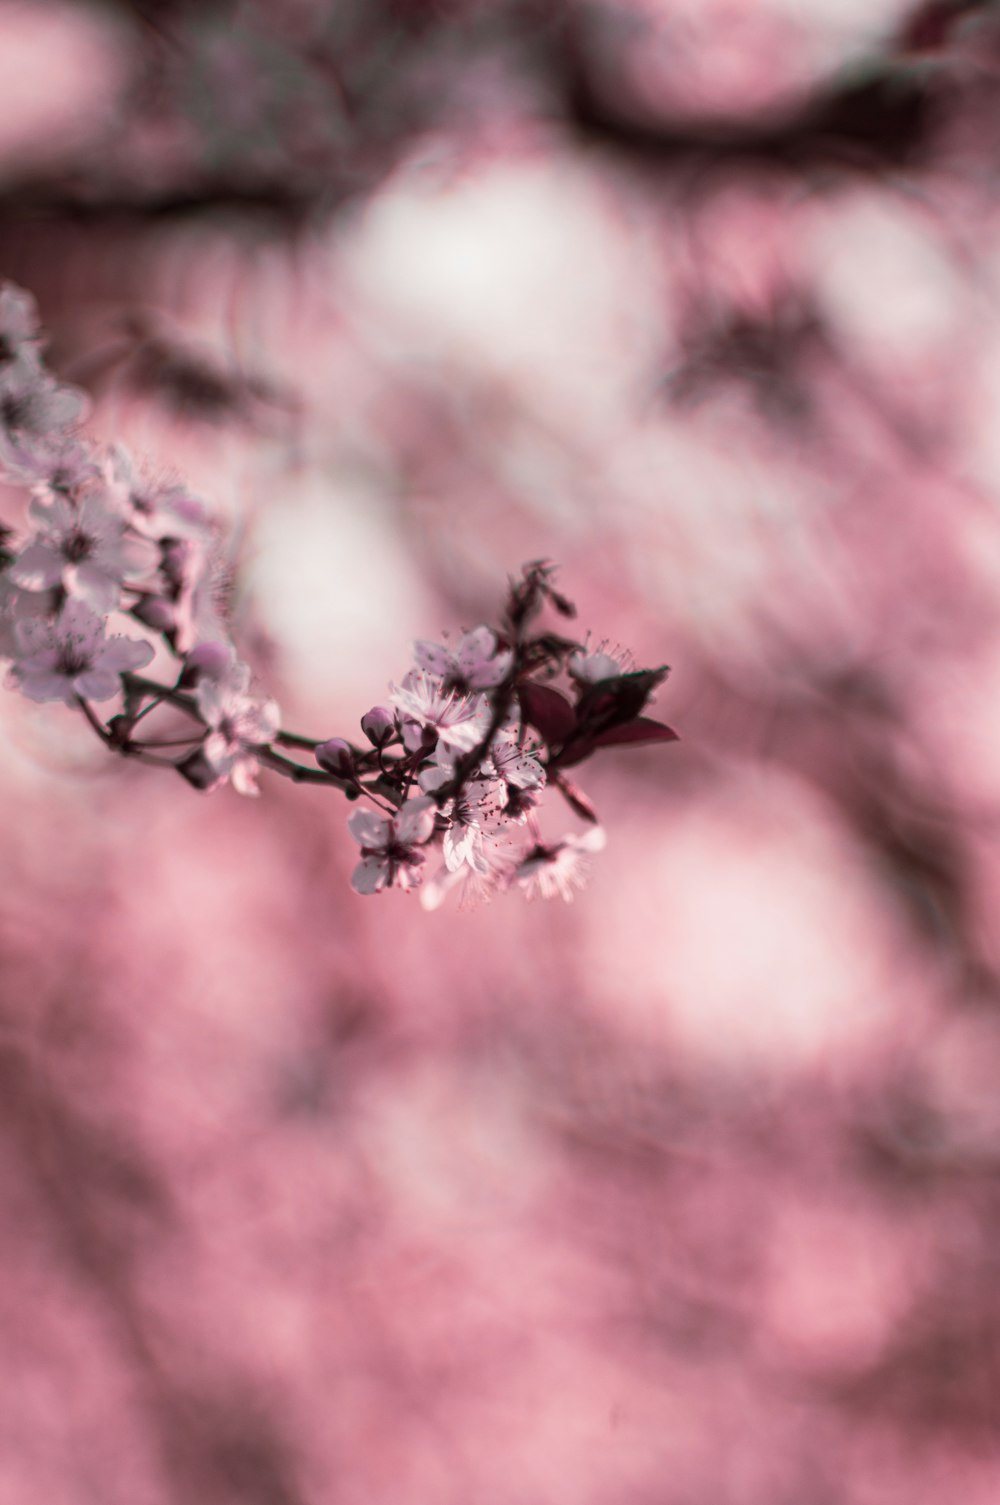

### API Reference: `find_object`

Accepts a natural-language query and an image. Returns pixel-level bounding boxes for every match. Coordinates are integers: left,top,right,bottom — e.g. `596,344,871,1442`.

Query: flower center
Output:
1,392,30,430
57,643,93,676
386,842,424,873
62,528,94,564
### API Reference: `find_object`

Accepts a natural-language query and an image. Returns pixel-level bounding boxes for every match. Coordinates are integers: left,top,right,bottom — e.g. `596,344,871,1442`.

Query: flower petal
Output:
73,668,121,701
351,856,388,895
16,670,74,703
412,640,452,677
9,540,63,591
395,796,435,845
103,636,155,674
347,807,389,849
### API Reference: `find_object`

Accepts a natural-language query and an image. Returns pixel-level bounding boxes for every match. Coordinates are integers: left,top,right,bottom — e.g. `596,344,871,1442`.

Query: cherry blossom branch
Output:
0,280,678,905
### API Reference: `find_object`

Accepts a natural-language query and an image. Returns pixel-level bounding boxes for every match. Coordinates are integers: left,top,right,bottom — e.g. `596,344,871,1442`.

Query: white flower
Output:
0,284,41,368
440,777,505,873
420,832,521,911
6,597,153,705
195,654,280,796
348,796,437,895
415,738,460,793
388,669,490,752
11,490,157,612
1,434,99,495
485,731,546,794
513,827,607,901
0,355,86,443
413,625,512,691
567,648,627,685
108,445,210,540
0,574,51,659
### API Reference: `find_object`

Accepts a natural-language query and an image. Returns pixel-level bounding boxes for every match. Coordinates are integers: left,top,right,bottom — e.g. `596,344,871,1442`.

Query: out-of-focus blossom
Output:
0,572,54,658
567,647,629,685
0,283,40,368
0,356,86,444
421,826,523,910
5,596,153,705
133,532,227,654
3,433,100,496
413,624,513,691
193,654,280,796
513,826,607,902
11,489,156,612
108,445,209,540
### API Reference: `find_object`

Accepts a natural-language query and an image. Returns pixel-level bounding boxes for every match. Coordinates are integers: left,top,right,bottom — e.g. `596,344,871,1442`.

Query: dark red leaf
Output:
573,667,670,734
588,717,679,750
554,739,596,769
518,682,577,746
555,716,678,768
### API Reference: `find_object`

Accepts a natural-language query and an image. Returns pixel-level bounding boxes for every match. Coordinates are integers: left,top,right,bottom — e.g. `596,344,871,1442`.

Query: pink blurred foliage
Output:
3,0,1000,1502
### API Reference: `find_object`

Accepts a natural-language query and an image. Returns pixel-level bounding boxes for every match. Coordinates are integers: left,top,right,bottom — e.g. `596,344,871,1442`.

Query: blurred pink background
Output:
2,1,1000,1501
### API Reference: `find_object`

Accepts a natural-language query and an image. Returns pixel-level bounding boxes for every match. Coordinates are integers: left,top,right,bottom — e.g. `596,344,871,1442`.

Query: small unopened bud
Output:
176,748,220,791
361,705,395,746
106,714,134,751
179,641,232,689
132,594,176,633
316,738,355,779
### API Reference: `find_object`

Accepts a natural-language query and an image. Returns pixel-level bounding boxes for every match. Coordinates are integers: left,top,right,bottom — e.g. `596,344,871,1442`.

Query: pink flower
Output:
348,796,436,895
0,575,51,659
0,284,41,368
567,648,629,685
512,826,606,902
11,490,157,612
133,532,227,653
388,669,490,752
485,731,547,795
195,654,280,796
2,435,99,496
0,356,87,443
439,777,506,873
6,597,154,705
413,625,512,691
420,833,520,911
108,445,210,540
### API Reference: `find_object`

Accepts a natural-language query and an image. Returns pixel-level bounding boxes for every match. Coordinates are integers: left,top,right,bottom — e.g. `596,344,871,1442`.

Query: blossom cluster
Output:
0,282,677,905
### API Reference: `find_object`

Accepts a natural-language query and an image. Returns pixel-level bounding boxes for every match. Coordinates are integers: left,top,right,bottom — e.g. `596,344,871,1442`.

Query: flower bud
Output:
316,737,355,779
179,640,232,689
361,705,395,746
131,594,176,633
176,748,221,792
